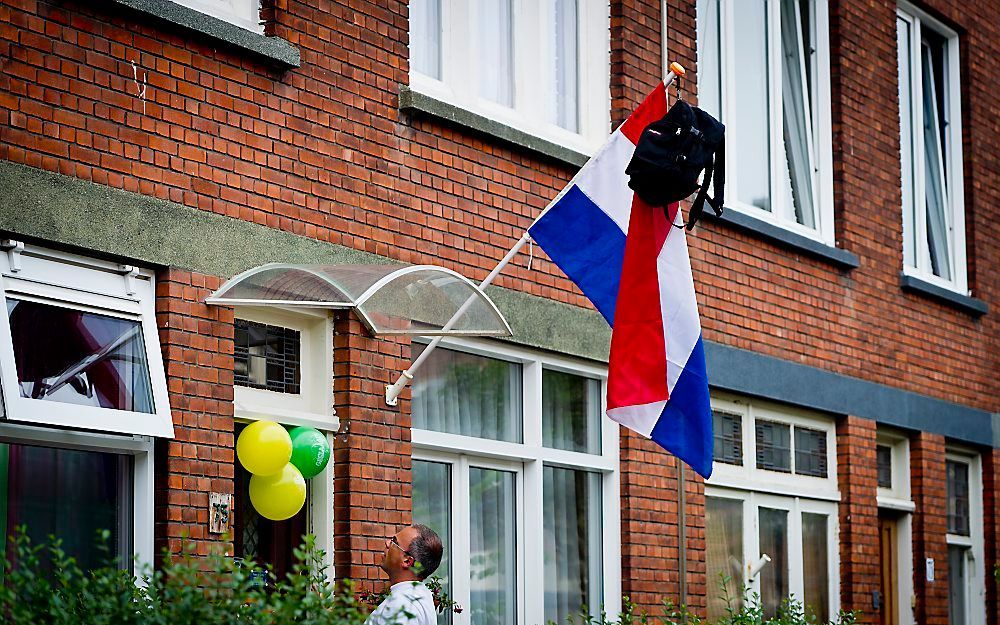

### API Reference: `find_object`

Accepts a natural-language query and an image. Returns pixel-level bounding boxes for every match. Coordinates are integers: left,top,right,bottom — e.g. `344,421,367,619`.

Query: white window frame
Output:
169,0,263,34
945,448,986,625
700,0,836,244
411,337,621,625
408,0,611,155
0,421,155,572
233,306,337,577
0,243,173,438
896,4,967,294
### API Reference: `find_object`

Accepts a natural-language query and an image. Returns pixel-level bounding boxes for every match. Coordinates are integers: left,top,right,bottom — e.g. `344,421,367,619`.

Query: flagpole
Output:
384,63,687,406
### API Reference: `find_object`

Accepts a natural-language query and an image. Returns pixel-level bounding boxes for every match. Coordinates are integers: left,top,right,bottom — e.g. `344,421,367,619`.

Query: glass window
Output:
713,411,743,465
946,460,970,536
801,512,830,620
234,319,302,394
169,0,262,33
793,426,827,477
411,0,442,79
470,467,517,625
477,0,514,106
731,1,771,213
543,467,601,625
412,345,522,442
756,421,791,472
877,445,893,489
542,369,601,454
706,497,744,620
759,507,789,619
413,460,453,625
897,9,966,290
0,442,131,571
8,298,154,413
696,0,722,117
553,0,579,132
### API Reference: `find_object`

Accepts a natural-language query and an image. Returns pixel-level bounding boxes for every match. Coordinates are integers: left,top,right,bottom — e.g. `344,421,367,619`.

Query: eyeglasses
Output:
388,535,412,557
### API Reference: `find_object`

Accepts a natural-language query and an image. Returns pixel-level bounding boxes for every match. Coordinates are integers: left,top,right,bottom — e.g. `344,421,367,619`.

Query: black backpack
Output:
625,99,726,230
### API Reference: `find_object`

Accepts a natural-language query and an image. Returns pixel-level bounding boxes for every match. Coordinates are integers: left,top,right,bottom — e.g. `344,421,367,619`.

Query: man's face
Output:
380,526,419,575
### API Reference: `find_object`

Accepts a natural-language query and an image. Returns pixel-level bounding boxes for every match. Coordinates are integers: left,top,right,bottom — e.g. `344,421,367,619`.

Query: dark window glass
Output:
233,423,308,585
234,320,301,394
755,420,791,472
876,445,893,489
8,298,154,412
713,411,743,465
0,442,131,572
794,426,827,477
946,460,970,536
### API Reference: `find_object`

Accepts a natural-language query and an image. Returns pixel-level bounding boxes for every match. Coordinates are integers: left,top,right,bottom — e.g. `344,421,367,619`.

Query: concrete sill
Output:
106,0,300,68
900,274,988,317
398,86,589,169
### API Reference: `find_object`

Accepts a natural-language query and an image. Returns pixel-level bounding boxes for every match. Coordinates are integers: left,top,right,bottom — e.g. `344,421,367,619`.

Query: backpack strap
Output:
685,136,725,230
709,136,725,216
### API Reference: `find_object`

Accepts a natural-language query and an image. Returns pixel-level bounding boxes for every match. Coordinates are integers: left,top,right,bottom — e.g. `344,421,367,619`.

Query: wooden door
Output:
879,514,899,625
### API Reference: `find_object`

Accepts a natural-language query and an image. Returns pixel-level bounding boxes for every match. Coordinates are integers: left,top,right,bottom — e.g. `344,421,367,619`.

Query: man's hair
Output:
408,524,443,580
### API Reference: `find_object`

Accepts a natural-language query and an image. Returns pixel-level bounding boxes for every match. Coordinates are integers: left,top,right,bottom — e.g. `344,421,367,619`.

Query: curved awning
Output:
205,263,512,338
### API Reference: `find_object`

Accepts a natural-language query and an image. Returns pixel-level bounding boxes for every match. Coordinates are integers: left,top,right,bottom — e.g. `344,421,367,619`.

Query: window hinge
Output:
0,239,24,273
118,264,139,296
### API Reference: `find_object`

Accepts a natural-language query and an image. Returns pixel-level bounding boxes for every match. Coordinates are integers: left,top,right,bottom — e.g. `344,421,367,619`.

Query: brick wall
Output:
911,433,949,625
836,416,879,623
154,269,235,557
332,312,413,589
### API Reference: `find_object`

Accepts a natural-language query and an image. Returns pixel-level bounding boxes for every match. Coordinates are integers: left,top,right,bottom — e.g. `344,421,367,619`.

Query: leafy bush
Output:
0,529,370,625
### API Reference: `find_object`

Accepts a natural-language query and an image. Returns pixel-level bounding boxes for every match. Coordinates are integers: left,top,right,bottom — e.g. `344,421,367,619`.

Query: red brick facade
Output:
1,0,998,622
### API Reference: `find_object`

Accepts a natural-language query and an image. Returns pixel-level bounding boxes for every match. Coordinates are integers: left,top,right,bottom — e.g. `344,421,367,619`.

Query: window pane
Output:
732,0,771,212
554,0,579,131
948,545,968,625
414,460,453,625
713,411,743,465
0,442,131,571
696,0,722,118
234,319,301,394
411,0,442,79
779,0,816,228
755,421,791,472
921,38,951,280
758,507,789,619
544,467,602,624
542,369,601,454
8,298,154,413
946,460,970,536
793,426,827,478
470,468,516,625
877,445,893,489
897,17,916,269
706,497,744,621
802,513,830,621
412,345,522,442
478,0,514,106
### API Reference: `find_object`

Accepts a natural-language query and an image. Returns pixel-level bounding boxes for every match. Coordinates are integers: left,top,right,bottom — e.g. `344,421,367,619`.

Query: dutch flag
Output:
529,83,713,478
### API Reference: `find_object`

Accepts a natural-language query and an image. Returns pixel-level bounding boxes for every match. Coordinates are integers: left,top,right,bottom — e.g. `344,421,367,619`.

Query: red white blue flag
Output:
528,84,713,478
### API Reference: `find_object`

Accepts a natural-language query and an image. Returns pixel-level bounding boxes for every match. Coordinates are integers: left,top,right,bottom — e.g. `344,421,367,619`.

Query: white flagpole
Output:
385,63,687,406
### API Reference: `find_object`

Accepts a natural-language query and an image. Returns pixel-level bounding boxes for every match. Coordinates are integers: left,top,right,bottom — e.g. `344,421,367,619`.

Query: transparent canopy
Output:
206,264,512,337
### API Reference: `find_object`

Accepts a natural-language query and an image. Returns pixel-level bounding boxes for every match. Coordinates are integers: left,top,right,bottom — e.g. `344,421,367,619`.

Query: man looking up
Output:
365,524,444,625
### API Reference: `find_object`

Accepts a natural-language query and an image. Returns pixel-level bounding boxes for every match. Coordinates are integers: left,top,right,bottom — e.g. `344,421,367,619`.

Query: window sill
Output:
705,208,860,270
899,274,987,317
106,0,300,68
398,86,590,168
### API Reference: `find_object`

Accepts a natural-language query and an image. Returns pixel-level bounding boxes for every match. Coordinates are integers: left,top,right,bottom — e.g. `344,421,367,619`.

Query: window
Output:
408,0,611,153
876,431,912,508
410,340,619,625
169,0,264,34
232,309,335,579
877,445,893,489
944,450,985,625
0,244,173,437
706,396,838,622
714,410,743,465
897,6,967,292
697,0,835,242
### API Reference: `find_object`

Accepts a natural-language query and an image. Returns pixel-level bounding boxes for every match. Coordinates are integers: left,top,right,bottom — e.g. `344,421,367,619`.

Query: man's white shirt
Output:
365,581,437,625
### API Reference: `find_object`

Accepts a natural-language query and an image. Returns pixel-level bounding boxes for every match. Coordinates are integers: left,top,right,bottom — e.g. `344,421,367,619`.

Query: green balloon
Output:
288,427,331,479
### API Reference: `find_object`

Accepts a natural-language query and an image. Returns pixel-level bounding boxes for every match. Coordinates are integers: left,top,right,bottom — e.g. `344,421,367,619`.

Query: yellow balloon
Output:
249,463,307,521
237,420,292,476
